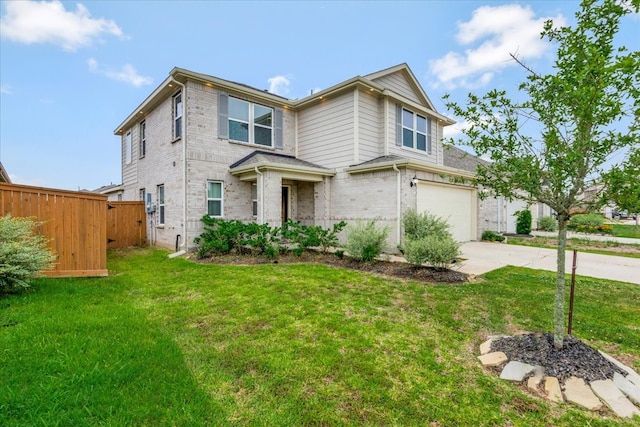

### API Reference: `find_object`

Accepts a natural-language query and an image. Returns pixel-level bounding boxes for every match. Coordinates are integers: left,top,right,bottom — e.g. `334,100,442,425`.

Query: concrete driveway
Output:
457,241,640,284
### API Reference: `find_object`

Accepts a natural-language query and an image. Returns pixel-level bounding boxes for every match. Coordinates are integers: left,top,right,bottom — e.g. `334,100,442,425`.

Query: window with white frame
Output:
251,183,258,217
207,181,223,217
125,131,132,164
228,97,273,147
173,92,182,139
157,185,165,225
139,188,145,201
402,108,431,153
139,121,146,158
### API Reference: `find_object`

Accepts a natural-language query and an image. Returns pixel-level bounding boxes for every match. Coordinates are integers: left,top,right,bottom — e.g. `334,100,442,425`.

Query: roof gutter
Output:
346,159,475,180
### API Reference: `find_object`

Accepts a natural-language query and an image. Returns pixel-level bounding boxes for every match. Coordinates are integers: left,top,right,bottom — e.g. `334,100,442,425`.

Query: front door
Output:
281,186,290,224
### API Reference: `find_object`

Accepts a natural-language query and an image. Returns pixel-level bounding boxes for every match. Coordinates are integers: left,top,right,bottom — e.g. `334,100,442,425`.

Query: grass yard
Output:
1,248,639,426
611,223,640,239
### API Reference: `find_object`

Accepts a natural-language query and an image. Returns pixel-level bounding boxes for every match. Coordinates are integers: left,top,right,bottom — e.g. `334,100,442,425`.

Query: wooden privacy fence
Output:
1,182,108,277
107,201,146,249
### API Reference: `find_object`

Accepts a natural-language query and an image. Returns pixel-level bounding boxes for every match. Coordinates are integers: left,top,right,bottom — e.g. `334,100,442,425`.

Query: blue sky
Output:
1,0,638,191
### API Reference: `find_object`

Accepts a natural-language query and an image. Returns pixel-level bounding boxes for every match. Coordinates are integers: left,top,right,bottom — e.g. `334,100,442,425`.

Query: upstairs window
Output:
139,121,146,158
401,108,431,153
228,97,273,147
207,181,223,217
173,92,182,140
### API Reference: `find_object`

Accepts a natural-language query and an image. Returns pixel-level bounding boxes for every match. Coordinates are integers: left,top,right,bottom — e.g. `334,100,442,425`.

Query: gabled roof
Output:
115,63,454,136
0,162,10,183
229,151,335,183
442,145,488,173
364,63,436,111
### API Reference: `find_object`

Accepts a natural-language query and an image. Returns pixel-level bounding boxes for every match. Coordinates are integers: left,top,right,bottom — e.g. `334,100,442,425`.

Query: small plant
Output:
403,235,460,270
514,209,532,235
345,220,389,262
402,210,451,240
194,217,246,257
334,249,345,259
0,215,55,292
481,230,505,242
537,215,557,232
568,213,604,229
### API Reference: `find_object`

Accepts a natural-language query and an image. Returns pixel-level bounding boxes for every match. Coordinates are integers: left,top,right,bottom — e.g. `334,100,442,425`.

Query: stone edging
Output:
478,337,640,419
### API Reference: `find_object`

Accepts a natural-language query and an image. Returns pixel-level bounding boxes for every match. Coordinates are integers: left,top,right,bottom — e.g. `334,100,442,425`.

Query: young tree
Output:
444,0,640,348
600,147,640,226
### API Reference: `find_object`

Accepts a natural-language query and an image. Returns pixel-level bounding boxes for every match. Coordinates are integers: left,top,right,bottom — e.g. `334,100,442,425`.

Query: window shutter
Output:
218,92,229,139
427,117,432,154
395,104,402,146
274,108,283,149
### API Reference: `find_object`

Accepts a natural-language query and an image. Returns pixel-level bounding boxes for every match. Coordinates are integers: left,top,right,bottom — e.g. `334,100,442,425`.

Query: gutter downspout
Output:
393,164,401,248
255,167,264,223
170,77,187,257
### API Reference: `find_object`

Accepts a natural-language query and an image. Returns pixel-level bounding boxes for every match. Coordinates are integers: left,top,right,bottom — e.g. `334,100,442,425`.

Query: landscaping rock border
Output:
478,333,640,419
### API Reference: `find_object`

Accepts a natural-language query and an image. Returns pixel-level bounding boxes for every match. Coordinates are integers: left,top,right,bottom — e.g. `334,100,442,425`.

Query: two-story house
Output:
114,63,482,251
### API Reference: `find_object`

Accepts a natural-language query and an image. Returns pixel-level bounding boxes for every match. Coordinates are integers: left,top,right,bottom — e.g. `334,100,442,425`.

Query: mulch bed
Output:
194,251,469,284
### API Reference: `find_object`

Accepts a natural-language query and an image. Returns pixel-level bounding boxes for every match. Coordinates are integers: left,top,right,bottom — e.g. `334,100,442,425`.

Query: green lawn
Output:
611,223,640,239
2,248,639,426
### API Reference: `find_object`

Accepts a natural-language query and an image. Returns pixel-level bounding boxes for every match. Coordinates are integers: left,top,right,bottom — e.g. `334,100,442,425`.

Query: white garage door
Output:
417,183,476,242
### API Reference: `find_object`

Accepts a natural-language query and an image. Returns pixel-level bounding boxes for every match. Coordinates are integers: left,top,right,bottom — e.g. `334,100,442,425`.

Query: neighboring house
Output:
93,183,125,201
114,63,482,251
443,145,555,233
0,162,10,183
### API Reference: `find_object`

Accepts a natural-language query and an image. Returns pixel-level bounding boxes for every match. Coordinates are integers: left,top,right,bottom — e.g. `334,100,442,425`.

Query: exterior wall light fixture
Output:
410,175,418,187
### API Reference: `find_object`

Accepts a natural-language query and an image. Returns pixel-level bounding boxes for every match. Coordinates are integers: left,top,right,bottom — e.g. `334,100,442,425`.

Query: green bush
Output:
515,210,532,235
282,220,346,254
481,230,505,242
568,213,604,229
537,215,557,232
0,215,55,292
568,214,611,234
345,220,389,262
193,217,246,257
403,235,460,270
402,210,451,240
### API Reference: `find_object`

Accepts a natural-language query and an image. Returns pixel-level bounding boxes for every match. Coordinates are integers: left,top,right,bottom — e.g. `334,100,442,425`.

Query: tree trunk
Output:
554,218,568,349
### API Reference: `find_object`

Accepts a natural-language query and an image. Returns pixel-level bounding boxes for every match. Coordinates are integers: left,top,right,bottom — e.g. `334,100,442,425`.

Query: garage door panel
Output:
417,183,475,242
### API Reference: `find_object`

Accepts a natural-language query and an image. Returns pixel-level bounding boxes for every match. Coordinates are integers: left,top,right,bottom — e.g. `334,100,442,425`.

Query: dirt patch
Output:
193,251,469,284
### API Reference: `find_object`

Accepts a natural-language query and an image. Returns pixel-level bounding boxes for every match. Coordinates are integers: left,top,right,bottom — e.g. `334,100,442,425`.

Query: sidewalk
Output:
456,241,640,284
531,230,640,245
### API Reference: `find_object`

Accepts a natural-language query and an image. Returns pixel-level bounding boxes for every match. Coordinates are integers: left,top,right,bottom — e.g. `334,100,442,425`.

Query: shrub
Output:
193,217,245,257
537,215,557,232
567,214,611,234
282,220,346,254
481,230,505,242
403,236,460,270
345,220,389,262
402,210,451,240
514,209,532,235
568,213,604,229
0,215,55,292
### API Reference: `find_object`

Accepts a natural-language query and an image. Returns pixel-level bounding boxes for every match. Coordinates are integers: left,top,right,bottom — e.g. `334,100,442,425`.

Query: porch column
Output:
262,170,282,226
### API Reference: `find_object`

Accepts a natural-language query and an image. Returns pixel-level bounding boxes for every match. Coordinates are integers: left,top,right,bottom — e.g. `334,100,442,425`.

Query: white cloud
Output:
87,58,152,87
429,4,566,89
267,75,291,96
0,84,12,94
0,0,124,51
443,119,472,139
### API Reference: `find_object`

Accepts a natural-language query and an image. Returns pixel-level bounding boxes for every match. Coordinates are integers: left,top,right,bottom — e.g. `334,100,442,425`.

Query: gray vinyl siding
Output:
358,89,382,162
297,91,355,168
371,72,421,105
